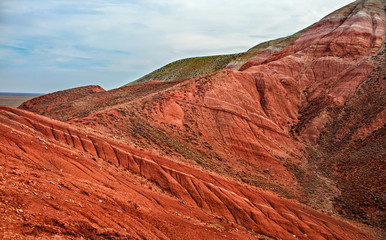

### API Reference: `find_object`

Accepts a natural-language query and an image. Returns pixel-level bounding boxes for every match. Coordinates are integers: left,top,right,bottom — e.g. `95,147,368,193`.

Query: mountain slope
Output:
127,54,241,85
0,106,373,239
126,27,308,86
13,0,386,239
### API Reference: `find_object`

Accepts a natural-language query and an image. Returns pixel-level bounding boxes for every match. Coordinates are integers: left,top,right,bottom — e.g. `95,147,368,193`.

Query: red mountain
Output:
1,0,384,239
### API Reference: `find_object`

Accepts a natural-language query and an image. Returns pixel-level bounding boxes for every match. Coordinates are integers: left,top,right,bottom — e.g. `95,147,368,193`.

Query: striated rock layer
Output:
5,0,385,239
0,106,374,239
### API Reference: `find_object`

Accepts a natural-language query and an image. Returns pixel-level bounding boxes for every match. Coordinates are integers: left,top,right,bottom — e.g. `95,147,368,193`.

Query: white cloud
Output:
0,0,353,93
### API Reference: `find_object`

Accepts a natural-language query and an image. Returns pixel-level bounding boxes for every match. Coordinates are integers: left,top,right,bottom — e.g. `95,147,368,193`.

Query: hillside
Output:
1,106,374,239
2,0,385,239
126,28,307,85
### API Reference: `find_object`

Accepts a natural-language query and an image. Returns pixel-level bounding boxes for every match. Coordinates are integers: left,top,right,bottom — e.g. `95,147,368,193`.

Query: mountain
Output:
2,0,384,239
126,28,306,86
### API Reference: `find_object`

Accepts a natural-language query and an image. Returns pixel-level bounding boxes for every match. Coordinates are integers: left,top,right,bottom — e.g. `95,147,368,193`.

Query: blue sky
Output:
0,0,353,93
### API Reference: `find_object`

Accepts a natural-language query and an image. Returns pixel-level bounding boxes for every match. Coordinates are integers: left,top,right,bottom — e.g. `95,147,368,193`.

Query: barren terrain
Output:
1,0,385,239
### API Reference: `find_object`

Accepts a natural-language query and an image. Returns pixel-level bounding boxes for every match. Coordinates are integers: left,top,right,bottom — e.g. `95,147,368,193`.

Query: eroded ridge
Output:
0,106,373,239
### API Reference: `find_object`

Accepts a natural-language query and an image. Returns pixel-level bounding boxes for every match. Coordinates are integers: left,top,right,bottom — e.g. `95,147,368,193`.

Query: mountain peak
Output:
126,0,385,85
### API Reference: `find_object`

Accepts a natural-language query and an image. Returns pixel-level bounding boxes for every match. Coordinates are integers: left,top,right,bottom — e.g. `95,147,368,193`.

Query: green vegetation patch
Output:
127,53,241,85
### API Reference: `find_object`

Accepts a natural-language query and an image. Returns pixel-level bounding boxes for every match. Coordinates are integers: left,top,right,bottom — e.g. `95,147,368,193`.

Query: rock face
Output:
3,0,384,239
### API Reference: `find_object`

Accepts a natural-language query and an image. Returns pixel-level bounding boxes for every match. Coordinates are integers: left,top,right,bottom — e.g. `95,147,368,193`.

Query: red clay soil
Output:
19,85,105,118
5,0,385,239
0,106,374,239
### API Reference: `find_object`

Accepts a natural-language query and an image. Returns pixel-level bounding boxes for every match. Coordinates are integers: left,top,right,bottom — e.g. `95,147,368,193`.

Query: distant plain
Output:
0,93,41,108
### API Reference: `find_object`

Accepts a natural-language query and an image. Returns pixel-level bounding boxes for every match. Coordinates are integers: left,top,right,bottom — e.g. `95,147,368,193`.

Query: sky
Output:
0,0,354,94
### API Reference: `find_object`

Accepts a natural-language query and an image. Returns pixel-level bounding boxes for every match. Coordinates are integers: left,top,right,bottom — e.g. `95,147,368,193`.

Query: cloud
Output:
0,0,353,93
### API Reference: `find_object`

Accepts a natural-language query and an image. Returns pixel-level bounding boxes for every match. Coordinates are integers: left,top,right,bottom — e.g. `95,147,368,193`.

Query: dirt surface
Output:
0,106,376,239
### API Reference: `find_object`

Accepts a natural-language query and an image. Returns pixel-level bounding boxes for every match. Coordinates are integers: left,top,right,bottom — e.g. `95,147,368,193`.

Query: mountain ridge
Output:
125,28,308,86
125,0,364,86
